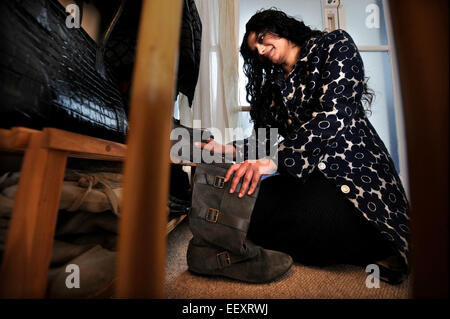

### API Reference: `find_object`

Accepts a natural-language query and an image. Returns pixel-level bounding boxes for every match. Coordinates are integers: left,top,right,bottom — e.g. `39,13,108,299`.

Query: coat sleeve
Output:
278,30,366,180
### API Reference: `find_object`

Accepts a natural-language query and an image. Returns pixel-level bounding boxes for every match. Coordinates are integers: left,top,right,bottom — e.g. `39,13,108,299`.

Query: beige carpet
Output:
165,220,412,299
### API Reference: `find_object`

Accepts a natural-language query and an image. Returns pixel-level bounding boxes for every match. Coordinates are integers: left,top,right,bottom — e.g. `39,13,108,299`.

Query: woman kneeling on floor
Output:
190,8,409,285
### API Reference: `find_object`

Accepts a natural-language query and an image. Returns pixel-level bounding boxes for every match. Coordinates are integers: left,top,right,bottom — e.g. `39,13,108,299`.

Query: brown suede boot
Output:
187,163,293,283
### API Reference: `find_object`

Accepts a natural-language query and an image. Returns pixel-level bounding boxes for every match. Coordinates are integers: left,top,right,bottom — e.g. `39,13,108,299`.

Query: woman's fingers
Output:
194,139,235,160
247,171,261,195
203,139,228,155
221,159,276,196
224,161,264,196
194,138,215,148
203,141,215,151
229,162,248,193
224,163,240,183
194,142,205,149
238,169,254,198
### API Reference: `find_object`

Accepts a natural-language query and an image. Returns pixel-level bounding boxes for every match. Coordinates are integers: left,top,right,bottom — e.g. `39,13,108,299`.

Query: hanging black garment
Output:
0,0,128,143
102,0,141,113
176,0,202,107
103,0,202,111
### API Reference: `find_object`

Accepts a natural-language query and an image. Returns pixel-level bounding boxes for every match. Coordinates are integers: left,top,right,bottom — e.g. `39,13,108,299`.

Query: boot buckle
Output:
206,208,219,223
213,176,225,188
216,251,231,269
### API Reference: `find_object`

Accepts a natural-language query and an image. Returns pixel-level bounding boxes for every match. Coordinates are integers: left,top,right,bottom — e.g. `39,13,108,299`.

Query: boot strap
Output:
194,173,226,188
202,249,251,270
193,207,249,232
216,251,232,269
195,173,250,196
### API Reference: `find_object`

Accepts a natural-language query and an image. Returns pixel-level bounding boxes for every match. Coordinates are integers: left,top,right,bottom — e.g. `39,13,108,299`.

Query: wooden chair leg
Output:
0,132,68,298
116,0,183,298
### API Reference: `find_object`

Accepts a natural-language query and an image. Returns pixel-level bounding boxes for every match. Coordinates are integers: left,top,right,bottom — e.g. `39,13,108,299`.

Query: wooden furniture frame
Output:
0,127,125,297
0,124,188,298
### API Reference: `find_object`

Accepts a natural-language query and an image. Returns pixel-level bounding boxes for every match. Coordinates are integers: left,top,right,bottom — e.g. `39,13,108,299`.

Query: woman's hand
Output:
194,138,236,158
225,158,277,198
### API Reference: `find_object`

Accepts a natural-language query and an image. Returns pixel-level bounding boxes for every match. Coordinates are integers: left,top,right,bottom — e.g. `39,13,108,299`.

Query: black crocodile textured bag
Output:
0,0,128,143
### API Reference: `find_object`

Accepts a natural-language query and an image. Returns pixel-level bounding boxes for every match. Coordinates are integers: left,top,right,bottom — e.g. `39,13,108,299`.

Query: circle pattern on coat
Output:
334,85,345,94
359,129,366,137
318,121,330,129
351,65,360,73
388,193,397,203
367,202,377,212
345,106,353,116
313,148,321,156
381,231,395,242
284,158,295,167
361,175,372,183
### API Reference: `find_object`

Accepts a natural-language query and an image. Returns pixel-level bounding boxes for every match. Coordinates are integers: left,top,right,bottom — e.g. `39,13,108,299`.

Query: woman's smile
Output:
265,47,274,59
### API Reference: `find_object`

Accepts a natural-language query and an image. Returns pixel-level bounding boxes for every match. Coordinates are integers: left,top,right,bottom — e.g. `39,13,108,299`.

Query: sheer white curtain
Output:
178,0,242,144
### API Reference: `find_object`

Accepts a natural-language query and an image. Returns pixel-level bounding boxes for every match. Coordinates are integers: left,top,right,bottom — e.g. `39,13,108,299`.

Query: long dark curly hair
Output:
240,8,374,132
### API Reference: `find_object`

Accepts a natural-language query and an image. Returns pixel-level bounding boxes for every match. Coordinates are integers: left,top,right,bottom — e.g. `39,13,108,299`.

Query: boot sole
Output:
188,262,293,284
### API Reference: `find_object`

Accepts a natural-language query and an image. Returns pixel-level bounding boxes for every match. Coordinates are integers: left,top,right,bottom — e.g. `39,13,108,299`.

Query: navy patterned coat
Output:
234,29,410,265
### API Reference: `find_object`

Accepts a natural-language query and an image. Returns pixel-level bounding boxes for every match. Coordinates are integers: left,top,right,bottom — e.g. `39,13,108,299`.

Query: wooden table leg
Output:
0,132,68,298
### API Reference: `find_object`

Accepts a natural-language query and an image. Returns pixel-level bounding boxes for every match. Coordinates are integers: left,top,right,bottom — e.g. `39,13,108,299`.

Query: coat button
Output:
318,162,326,170
341,185,350,194
287,119,292,125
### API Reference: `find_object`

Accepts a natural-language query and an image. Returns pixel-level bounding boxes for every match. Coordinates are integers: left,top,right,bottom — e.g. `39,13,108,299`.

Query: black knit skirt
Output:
247,169,395,266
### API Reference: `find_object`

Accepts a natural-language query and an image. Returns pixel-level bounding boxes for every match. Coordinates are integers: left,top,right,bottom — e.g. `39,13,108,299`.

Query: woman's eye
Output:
257,34,265,44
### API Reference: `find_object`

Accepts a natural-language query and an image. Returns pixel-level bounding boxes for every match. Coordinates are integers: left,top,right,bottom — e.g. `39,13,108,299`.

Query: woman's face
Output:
247,31,291,65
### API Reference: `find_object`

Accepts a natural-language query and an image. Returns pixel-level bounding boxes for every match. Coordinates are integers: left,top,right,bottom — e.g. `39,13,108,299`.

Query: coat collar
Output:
273,36,320,94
